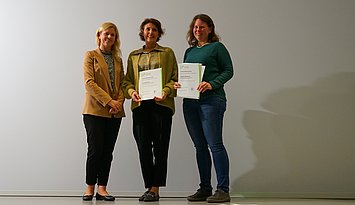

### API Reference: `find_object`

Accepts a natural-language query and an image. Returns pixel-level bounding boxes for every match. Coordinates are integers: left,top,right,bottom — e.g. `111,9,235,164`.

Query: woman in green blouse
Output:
123,18,178,202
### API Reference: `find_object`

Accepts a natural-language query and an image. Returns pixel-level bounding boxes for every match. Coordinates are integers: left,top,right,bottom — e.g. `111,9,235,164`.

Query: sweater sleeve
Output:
162,48,178,98
122,53,136,99
209,42,234,89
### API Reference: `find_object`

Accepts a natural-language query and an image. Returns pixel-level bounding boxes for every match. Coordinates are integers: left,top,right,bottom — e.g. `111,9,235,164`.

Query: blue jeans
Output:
183,96,230,192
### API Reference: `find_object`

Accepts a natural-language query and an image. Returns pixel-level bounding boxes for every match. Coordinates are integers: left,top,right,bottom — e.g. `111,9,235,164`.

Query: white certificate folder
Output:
177,63,205,99
139,68,162,100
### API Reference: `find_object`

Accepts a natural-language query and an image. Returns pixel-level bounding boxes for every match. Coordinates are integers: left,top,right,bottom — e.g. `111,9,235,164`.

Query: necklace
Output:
197,42,209,48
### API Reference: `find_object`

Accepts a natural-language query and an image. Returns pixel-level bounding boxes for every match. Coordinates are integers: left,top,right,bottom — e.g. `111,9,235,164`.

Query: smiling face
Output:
193,19,211,44
143,23,159,44
98,27,116,51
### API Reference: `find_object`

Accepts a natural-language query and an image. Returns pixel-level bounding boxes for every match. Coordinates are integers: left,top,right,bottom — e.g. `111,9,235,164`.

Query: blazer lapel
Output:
94,49,113,91
113,56,122,93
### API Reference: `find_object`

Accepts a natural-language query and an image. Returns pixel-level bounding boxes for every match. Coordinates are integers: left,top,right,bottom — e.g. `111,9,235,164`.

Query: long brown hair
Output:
186,14,220,47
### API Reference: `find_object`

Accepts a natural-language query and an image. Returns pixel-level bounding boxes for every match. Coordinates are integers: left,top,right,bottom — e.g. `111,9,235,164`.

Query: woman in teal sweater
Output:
175,14,234,203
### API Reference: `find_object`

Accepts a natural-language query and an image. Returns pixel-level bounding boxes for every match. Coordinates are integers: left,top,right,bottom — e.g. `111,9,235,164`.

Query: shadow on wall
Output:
232,72,355,196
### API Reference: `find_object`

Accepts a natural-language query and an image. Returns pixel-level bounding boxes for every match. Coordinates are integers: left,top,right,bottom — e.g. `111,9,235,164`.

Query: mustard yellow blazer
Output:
82,49,125,118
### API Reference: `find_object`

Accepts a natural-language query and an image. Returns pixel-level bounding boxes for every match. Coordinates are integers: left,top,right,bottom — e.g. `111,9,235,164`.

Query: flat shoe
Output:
139,190,150,201
144,192,159,202
95,192,115,201
82,194,93,201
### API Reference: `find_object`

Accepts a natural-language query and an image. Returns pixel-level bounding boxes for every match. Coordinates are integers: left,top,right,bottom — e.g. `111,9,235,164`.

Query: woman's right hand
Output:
132,91,142,102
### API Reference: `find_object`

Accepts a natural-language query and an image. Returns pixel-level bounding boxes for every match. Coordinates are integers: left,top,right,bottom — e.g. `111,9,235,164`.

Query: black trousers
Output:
132,100,173,188
83,114,122,186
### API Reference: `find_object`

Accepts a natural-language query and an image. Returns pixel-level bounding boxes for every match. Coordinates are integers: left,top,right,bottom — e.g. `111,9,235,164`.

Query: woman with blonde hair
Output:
81,22,125,201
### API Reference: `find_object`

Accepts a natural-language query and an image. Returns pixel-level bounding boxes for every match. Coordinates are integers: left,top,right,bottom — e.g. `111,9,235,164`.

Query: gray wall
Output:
0,0,354,198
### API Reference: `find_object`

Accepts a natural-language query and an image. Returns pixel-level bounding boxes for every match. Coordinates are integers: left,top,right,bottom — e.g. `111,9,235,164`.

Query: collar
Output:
131,43,164,55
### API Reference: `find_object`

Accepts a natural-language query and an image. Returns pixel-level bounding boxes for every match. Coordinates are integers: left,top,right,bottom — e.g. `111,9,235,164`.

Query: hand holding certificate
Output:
177,63,205,99
139,68,162,100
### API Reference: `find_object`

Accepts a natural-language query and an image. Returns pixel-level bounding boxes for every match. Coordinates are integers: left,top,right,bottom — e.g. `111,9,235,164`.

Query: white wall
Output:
0,0,354,198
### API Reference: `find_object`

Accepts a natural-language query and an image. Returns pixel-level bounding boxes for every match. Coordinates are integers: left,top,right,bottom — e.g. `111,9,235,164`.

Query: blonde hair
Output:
96,22,122,57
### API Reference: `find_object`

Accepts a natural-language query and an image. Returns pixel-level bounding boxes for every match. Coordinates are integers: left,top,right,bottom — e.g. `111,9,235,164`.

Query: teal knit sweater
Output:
183,42,234,100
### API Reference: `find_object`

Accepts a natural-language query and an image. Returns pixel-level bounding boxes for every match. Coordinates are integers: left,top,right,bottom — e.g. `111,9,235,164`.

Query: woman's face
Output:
193,19,211,43
98,27,116,50
143,23,159,44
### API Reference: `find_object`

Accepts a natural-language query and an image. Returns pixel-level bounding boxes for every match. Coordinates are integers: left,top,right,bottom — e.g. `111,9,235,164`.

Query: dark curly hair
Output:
139,18,165,42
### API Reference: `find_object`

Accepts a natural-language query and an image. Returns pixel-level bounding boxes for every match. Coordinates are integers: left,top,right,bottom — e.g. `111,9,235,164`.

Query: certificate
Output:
177,63,203,99
139,68,162,100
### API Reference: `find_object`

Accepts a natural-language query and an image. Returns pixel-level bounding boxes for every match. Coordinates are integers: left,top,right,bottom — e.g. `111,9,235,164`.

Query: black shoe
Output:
95,192,115,201
187,189,212,201
138,190,150,201
82,194,93,201
143,192,159,202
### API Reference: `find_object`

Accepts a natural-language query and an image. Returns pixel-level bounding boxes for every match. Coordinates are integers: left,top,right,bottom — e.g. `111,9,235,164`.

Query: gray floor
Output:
0,197,354,205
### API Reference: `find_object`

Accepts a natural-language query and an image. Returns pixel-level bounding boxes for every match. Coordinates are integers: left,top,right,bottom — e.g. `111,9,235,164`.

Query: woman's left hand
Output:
197,81,212,93
154,91,166,101
173,82,181,89
109,107,119,114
